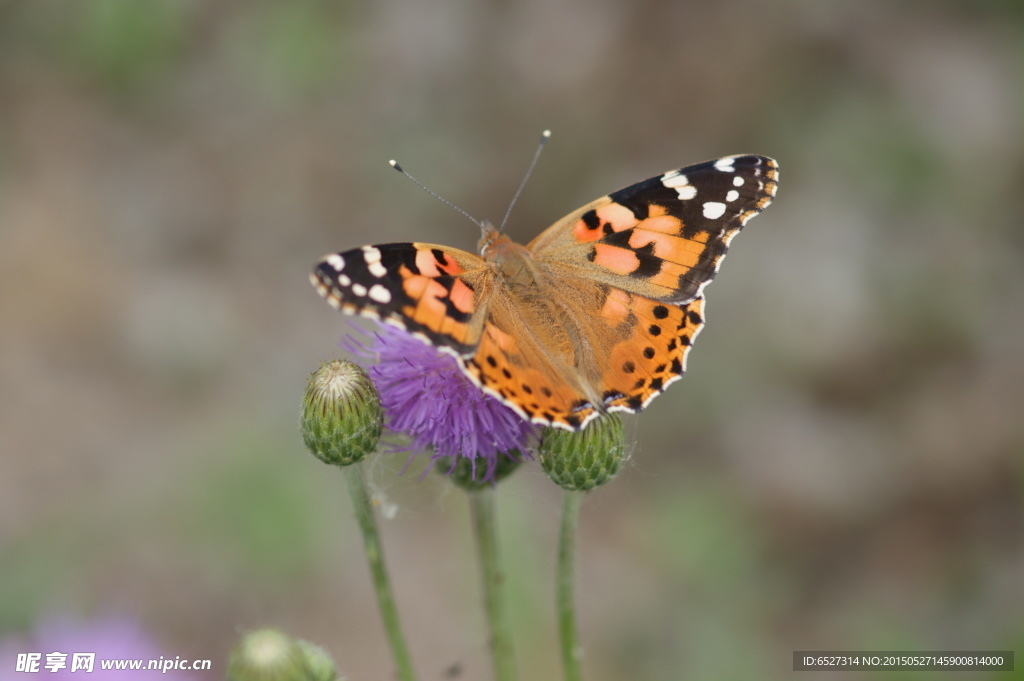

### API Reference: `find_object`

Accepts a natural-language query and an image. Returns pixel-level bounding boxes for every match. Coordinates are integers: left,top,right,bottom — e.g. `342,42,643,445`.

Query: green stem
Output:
469,488,517,681
343,464,418,681
557,489,585,681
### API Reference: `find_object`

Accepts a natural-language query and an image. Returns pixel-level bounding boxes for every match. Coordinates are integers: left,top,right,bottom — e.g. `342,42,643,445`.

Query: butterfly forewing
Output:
528,154,778,304
311,242,490,355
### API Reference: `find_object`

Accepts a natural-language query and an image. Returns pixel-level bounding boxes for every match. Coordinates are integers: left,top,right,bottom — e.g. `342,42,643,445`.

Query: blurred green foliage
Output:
226,1,353,100
177,435,328,582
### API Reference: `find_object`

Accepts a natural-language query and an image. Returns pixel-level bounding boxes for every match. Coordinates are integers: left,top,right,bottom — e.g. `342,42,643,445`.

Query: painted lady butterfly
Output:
311,154,778,430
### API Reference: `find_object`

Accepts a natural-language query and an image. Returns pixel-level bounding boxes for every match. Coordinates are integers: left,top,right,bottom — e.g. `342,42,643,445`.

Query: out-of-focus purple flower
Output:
0,615,205,680
345,324,534,478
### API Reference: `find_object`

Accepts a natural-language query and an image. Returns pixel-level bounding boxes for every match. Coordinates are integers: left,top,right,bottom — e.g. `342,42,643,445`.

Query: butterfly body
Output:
312,154,778,430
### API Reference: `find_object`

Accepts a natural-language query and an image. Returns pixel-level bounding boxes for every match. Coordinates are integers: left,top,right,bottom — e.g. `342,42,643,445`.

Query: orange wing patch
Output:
599,288,632,326
591,244,641,274
572,202,637,243
397,266,475,345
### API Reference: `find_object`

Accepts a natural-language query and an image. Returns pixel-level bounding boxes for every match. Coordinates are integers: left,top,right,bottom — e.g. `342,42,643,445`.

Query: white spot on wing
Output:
326,254,345,271
726,190,739,202
368,284,392,304
661,170,689,187
675,185,697,200
714,158,735,172
338,274,351,286
351,283,367,296
362,246,388,277
362,246,389,276
662,171,697,199
733,176,744,187
702,201,727,219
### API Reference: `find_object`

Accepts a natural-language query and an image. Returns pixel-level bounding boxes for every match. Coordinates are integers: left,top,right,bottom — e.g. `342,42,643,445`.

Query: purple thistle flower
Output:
345,324,534,479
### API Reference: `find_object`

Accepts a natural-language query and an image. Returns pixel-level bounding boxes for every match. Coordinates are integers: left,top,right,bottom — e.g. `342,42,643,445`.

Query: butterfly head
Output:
477,220,507,257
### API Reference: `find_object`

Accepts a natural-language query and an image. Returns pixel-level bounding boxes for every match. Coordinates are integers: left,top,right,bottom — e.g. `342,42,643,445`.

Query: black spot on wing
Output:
431,248,449,267
581,209,600,231
601,229,631,248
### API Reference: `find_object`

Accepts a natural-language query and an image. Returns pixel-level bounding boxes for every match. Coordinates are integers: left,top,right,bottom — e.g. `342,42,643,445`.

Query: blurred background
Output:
1,1,1022,679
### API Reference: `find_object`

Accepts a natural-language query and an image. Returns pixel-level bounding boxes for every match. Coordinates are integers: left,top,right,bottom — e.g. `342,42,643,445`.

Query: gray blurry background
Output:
1,1,1022,680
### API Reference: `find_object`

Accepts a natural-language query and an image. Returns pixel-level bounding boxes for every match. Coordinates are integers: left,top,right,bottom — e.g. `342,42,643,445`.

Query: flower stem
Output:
557,489,585,681
343,464,418,681
469,488,517,681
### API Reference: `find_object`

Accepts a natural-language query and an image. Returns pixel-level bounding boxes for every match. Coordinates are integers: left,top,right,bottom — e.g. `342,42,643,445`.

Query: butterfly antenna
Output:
389,160,487,230
499,129,551,232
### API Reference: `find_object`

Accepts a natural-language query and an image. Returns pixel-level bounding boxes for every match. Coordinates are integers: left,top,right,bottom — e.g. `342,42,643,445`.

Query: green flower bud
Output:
296,639,338,681
445,451,523,490
301,360,383,467
226,628,317,681
539,415,627,491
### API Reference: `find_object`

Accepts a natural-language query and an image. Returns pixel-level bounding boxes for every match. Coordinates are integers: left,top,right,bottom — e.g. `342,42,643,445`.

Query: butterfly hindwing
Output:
597,294,706,414
311,243,488,355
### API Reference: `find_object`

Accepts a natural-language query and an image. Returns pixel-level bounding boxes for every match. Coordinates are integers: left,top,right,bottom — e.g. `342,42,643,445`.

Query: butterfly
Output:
311,154,778,430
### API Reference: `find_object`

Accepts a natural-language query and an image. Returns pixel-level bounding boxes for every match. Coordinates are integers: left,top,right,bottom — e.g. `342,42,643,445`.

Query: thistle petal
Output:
345,325,533,479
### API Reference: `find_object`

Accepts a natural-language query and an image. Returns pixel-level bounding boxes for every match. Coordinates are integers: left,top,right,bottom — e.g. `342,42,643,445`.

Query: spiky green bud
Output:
226,629,322,681
296,639,337,681
445,451,523,490
539,415,626,491
301,360,383,467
